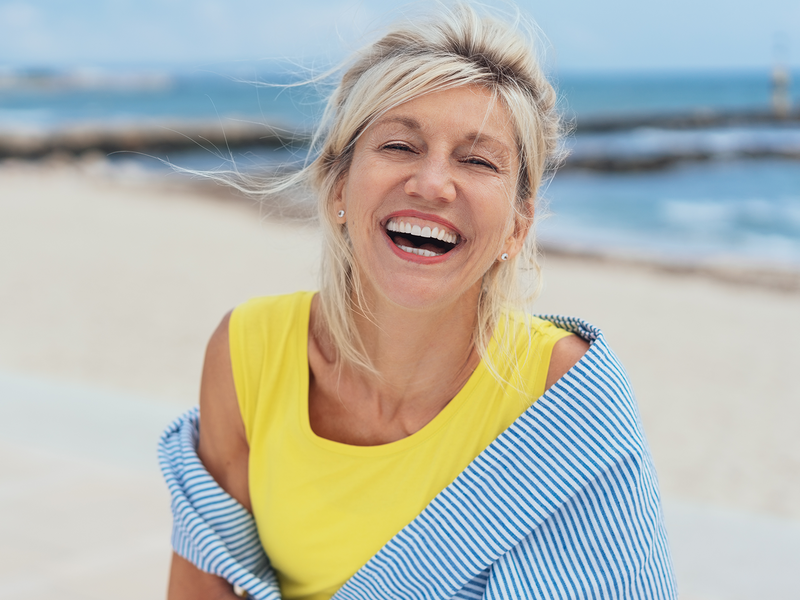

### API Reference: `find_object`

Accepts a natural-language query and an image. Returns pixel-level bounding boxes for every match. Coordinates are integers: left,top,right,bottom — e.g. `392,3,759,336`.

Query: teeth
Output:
397,244,441,257
385,219,459,244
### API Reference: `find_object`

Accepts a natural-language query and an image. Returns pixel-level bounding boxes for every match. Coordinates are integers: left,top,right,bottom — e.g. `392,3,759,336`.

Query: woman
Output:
160,5,676,599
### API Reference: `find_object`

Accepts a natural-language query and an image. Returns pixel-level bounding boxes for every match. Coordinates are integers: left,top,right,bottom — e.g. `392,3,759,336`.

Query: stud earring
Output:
337,209,345,218
500,253,509,261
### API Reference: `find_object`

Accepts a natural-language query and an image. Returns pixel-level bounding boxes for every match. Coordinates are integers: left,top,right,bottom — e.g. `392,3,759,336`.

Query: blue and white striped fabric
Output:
159,406,280,599
159,316,677,599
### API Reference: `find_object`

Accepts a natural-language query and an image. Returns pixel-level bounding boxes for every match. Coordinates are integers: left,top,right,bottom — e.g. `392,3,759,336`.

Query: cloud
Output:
0,2,60,61
0,1,39,26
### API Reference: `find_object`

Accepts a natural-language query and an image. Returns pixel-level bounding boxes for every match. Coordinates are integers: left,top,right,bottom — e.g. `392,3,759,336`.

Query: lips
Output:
383,216,462,257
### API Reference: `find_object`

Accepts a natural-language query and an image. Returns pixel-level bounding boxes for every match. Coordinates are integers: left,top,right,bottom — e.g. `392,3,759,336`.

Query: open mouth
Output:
384,218,461,257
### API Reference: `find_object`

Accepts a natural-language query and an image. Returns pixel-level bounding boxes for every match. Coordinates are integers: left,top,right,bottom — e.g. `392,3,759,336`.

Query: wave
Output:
541,159,800,273
565,126,800,169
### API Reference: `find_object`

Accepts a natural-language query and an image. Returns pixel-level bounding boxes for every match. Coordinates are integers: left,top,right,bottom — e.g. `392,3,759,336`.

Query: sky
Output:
1,0,799,73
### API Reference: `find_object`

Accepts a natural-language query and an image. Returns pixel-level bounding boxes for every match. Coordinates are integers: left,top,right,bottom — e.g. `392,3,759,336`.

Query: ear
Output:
502,199,534,260
332,174,347,224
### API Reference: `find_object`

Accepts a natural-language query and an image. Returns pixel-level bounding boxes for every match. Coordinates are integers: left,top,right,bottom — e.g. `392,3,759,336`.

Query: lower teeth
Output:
398,244,441,257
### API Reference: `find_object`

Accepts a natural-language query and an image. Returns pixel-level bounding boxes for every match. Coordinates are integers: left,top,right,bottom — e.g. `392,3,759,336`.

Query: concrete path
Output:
2,370,798,600
0,372,181,599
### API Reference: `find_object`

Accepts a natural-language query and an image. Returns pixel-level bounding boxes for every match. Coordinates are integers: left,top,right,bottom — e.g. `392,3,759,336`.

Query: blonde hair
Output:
262,3,564,379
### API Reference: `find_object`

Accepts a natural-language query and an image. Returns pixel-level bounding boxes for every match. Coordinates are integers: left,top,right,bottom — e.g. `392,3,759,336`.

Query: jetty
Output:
1,109,798,172
0,120,308,161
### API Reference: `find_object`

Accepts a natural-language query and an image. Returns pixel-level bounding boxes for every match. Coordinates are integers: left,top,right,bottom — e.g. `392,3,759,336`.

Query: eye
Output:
463,156,498,171
382,142,416,153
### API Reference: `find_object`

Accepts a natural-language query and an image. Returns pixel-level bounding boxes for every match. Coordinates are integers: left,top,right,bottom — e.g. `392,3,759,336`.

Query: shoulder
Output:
231,291,315,326
545,332,590,391
228,290,315,381
203,311,234,386
503,313,590,393
228,291,314,371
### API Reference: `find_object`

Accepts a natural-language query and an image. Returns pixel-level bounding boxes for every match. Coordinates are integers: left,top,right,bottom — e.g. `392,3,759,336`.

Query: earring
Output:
337,209,345,218
500,253,509,261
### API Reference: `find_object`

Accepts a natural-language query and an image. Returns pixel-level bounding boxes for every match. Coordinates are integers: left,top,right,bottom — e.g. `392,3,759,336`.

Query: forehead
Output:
369,85,517,150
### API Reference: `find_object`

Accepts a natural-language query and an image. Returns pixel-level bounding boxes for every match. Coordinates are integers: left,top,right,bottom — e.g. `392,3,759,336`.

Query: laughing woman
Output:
160,5,676,599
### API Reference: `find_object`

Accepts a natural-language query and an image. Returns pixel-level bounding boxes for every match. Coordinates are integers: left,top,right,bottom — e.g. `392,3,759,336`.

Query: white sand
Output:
0,161,320,403
1,160,799,598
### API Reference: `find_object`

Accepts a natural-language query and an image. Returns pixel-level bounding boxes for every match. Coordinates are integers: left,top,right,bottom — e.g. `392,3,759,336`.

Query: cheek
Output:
486,200,516,240
342,176,378,219
343,209,379,257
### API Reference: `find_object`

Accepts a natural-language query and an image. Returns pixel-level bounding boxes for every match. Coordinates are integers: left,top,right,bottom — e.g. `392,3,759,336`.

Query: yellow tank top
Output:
229,292,571,600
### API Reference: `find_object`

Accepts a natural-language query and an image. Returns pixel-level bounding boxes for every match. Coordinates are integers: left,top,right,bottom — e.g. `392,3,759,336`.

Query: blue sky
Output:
1,0,799,72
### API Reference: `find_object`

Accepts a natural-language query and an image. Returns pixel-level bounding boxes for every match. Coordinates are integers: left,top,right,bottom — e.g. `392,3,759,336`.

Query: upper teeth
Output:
385,219,458,244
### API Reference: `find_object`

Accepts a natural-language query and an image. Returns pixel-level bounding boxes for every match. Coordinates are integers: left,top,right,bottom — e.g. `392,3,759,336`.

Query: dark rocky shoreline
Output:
2,108,799,171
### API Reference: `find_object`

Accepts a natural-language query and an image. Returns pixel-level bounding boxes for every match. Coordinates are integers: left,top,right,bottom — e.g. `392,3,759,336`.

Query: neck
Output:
361,297,478,397
314,284,483,419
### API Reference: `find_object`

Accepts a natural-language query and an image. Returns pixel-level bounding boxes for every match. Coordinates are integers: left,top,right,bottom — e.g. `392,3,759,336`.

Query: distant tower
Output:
772,33,791,118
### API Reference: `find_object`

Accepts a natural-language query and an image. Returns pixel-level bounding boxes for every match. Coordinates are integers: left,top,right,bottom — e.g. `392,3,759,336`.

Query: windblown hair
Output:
268,4,563,380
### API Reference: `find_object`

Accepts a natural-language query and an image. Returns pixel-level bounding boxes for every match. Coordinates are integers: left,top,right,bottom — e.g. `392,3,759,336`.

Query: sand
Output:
1,159,799,599
0,159,321,402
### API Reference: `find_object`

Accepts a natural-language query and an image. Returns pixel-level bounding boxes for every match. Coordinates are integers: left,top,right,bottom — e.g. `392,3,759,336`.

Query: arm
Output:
545,333,590,392
167,312,250,600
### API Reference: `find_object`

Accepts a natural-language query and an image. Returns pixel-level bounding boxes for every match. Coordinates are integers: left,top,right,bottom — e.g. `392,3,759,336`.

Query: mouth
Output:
384,217,462,258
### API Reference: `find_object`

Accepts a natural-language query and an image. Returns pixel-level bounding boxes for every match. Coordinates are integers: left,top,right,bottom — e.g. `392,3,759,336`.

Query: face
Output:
334,84,530,313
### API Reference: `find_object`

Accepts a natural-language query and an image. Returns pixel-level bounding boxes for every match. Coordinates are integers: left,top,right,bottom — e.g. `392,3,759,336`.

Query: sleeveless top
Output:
229,292,571,600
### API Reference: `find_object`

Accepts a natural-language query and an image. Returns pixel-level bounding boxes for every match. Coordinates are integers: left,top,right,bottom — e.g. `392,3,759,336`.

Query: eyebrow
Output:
374,115,512,152
464,132,512,152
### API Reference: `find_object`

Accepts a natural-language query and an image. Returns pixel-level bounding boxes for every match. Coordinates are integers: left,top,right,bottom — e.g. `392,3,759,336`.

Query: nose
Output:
403,155,456,203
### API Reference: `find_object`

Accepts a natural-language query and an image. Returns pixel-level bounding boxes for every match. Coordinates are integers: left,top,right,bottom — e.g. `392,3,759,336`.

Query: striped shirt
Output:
159,315,677,599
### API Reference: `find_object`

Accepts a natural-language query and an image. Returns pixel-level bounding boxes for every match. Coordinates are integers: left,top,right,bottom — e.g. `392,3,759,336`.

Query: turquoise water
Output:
4,68,798,128
0,70,322,130
557,71,800,117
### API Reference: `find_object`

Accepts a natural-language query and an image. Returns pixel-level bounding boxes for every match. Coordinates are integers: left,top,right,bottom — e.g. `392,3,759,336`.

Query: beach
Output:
1,160,799,599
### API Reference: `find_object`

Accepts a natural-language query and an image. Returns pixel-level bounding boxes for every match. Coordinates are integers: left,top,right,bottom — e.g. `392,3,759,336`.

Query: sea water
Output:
2,68,799,271
540,159,800,271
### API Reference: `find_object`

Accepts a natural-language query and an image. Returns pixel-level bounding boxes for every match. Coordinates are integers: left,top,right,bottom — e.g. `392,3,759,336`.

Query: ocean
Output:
2,67,799,272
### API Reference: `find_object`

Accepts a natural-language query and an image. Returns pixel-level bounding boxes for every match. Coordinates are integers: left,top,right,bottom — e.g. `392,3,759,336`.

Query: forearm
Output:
167,552,241,600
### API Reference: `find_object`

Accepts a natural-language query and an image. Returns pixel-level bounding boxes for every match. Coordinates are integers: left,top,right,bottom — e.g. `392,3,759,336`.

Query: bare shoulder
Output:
197,311,251,512
545,333,591,391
